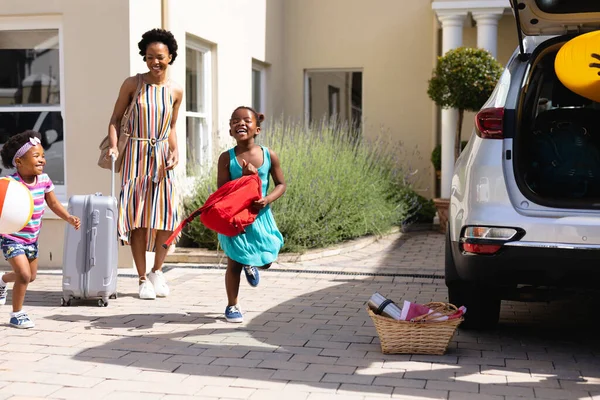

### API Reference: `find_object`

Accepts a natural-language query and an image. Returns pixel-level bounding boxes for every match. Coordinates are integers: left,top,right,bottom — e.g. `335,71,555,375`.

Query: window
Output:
305,69,362,132
0,23,65,197
251,61,267,113
185,39,212,176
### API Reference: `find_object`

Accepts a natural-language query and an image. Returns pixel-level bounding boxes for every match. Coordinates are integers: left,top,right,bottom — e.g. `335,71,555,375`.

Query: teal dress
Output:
218,146,284,266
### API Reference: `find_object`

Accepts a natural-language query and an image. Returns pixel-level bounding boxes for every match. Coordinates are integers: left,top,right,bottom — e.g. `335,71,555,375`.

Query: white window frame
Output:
0,16,66,202
251,60,267,114
185,39,212,179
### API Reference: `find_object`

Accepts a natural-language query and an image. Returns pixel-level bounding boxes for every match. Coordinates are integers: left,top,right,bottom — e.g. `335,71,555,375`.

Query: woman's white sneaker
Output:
138,279,156,300
148,270,169,297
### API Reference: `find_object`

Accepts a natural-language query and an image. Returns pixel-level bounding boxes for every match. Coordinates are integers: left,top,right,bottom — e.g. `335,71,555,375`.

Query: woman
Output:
106,28,183,300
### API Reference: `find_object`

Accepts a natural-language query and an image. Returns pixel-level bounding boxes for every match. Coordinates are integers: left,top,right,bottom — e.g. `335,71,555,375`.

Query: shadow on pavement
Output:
40,238,600,399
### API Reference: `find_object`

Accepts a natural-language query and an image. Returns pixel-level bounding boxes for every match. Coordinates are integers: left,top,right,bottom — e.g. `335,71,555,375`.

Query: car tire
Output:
448,282,501,330
444,224,460,286
445,225,501,330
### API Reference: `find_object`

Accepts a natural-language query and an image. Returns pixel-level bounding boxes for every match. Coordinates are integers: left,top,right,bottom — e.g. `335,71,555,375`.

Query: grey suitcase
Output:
61,156,118,307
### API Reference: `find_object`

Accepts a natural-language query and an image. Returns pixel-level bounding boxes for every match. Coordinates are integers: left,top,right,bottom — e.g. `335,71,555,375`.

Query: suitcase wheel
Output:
98,299,108,307
60,298,72,307
109,293,117,300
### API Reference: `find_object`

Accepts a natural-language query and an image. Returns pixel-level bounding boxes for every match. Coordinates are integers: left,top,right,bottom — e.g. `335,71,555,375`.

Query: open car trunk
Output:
513,36,600,209
511,0,600,37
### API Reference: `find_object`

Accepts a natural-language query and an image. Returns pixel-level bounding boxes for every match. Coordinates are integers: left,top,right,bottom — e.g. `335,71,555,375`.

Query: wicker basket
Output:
367,302,463,355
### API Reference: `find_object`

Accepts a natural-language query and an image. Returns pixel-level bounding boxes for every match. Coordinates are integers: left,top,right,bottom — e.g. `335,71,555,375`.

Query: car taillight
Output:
461,226,519,255
475,107,504,139
462,243,502,254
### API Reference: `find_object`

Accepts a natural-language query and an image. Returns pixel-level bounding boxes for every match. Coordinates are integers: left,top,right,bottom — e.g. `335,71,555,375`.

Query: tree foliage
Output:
427,46,503,112
427,47,503,161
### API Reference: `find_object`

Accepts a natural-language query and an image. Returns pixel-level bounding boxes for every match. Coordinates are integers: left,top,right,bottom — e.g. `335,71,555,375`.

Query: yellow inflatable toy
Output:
555,31,600,103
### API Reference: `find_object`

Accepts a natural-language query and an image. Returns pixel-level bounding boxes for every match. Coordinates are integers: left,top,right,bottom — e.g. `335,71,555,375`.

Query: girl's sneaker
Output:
225,305,243,323
243,266,260,287
9,311,34,329
0,283,7,305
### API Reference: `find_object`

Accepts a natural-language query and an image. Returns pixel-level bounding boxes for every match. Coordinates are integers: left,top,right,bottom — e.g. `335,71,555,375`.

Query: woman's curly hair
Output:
0,130,42,169
138,28,178,64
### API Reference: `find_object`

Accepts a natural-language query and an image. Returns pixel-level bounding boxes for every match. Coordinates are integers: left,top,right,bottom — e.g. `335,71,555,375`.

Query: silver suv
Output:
447,0,600,329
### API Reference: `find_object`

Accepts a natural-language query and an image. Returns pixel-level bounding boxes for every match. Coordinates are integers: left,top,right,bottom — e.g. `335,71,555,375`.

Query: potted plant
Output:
427,47,503,233
431,141,468,180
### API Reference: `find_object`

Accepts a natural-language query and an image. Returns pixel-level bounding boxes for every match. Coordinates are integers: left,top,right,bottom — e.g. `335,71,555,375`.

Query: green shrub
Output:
181,118,419,253
401,188,436,225
431,141,468,171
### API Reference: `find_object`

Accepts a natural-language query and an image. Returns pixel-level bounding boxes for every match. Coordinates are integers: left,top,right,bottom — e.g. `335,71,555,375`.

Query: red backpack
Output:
162,174,262,248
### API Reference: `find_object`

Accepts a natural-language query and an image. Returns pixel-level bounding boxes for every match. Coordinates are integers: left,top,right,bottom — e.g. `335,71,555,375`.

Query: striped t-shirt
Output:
2,173,54,244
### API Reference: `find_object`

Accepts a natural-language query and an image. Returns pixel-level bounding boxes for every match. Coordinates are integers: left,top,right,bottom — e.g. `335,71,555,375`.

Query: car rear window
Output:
535,0,600,14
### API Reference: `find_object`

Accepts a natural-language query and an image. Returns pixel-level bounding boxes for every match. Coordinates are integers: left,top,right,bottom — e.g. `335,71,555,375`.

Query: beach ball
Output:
0,177,34,234
555,31,600,103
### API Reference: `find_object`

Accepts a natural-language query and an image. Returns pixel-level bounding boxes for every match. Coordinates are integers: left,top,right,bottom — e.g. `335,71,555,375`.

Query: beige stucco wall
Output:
265,0,286,121
0,0,134,269
281,0,437,196
129,0,163,77
165,0,285,161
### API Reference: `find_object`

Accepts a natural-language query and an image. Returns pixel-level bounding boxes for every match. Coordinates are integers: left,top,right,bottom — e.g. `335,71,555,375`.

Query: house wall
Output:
165,0,285,158
281,0,437,196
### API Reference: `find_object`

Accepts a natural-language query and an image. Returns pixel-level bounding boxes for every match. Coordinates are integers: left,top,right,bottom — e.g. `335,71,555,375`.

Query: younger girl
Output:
0,131,80,328
217,106,286,323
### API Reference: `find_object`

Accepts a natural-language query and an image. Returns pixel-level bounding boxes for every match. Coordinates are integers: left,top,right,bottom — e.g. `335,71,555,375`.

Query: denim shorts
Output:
0,237,38,261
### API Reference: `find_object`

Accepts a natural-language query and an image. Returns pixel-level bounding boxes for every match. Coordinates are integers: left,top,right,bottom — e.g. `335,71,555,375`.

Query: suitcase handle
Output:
90,226,97,267
110,154,116,199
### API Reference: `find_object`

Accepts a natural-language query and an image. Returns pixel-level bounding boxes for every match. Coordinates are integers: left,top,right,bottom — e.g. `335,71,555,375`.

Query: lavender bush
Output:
182,117,418,252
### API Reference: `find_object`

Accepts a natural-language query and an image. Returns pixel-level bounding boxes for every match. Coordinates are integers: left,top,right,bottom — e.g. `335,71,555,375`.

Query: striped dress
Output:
117,80,179,251
2,173,54,244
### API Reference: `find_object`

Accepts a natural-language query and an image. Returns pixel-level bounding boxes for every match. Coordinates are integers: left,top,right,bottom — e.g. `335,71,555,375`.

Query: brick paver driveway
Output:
0,230,599,399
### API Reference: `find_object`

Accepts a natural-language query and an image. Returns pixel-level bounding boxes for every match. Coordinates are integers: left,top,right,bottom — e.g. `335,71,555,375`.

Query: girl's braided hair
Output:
231,106,265,127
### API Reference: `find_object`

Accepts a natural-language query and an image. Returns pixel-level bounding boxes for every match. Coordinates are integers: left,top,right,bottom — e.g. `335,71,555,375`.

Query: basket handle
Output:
411,302,459,323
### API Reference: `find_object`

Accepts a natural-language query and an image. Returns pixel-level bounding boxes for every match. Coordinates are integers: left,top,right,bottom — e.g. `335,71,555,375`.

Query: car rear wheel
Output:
445,226,501,330
448,282,501,330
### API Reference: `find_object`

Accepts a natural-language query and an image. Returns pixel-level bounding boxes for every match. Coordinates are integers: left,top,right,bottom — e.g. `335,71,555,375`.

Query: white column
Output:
437,12,467,199
472,9,504,58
